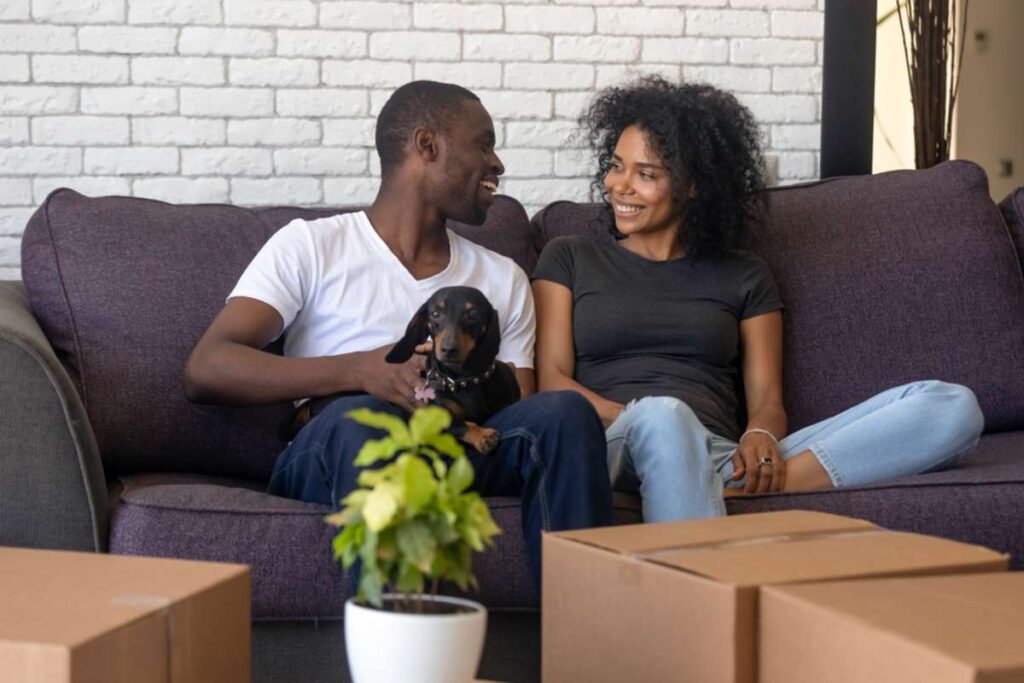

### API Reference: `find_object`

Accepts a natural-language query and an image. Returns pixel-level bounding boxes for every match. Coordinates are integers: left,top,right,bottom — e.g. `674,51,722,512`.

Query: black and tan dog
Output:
386,286,521,454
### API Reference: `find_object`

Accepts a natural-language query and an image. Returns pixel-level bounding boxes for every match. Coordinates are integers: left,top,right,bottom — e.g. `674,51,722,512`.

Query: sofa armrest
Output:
0,280,108,551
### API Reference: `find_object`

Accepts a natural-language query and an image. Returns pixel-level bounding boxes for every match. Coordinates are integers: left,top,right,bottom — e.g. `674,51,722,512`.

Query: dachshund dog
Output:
386,286,520,454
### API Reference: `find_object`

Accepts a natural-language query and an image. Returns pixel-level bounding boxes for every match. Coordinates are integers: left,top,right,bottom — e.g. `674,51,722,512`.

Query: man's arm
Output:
184,297,426,412
515,367,536,397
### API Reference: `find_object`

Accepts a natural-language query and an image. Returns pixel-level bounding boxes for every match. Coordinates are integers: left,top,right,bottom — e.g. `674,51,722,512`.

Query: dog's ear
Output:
386,303,429,364
466,307,501,373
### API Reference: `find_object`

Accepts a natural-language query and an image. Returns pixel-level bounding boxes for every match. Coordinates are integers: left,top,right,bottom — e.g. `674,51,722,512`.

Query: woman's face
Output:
603,124,682,238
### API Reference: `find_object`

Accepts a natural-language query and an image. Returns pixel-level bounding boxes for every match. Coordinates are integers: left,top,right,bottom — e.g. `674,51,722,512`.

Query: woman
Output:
532,76,983,523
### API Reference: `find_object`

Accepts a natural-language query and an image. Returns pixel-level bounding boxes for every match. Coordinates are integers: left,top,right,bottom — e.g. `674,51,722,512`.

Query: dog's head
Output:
386,286,501,376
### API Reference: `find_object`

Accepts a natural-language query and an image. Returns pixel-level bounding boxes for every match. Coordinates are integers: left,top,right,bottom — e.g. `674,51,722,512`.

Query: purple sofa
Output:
2,160,1022,682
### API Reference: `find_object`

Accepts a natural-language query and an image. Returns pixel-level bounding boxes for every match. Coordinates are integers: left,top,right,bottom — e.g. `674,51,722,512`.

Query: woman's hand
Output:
732,432,786,494
735,312,787,495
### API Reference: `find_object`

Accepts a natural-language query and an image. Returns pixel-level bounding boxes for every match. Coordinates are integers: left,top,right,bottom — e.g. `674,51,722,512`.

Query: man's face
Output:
431,100,504,226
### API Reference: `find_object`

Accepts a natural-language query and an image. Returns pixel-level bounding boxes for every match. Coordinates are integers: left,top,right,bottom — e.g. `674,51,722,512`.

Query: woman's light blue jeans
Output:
605,381,984,523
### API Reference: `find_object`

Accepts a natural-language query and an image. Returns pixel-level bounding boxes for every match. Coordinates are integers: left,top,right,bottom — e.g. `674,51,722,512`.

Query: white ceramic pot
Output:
344,593,487,683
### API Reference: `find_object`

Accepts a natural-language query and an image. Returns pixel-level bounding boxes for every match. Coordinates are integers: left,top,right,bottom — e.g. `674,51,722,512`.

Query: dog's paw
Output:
477,427,500,454
465,424,501,454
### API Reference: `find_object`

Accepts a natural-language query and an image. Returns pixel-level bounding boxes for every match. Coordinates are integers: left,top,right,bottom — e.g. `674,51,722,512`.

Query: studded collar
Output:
425,361,497,392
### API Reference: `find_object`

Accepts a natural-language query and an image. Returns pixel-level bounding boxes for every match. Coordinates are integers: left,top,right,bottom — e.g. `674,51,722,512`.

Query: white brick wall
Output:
0,0,824,276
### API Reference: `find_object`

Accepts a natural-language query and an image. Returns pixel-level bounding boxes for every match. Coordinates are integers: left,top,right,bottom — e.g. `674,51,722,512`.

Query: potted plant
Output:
326,405,502,683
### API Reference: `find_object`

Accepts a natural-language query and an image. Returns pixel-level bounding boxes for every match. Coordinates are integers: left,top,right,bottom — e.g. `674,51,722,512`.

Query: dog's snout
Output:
440,342,460,361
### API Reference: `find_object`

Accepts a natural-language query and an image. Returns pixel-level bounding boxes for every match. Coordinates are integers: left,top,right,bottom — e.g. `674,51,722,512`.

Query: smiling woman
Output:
582,76,766,261
531,76,985,525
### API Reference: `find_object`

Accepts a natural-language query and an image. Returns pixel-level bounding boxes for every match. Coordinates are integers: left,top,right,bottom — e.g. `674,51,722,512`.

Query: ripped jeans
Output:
605,381,984,523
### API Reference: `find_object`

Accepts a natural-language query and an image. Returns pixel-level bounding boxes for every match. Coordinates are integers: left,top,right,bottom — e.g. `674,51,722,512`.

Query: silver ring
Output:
758,457,773,466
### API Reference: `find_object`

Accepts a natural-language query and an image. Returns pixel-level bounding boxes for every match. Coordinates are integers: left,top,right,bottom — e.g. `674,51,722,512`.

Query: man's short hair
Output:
375,80,480,176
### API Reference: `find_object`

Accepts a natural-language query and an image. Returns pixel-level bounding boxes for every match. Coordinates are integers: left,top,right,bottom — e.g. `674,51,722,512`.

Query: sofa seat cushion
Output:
109,432,1024,621
21,190,532,480
108,474,580,619
725,432,1024,567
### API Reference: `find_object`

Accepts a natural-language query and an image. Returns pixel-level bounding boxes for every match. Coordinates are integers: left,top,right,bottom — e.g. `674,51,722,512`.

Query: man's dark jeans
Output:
267,391,614,587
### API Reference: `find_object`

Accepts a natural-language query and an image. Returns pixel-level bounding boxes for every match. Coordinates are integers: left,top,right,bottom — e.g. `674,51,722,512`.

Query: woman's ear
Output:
386,304,430,364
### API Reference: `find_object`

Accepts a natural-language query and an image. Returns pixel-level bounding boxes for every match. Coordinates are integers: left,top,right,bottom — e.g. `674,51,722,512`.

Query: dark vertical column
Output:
820,0,878,177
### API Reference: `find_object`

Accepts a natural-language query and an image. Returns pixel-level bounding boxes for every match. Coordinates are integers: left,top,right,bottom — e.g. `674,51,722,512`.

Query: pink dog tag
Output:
414,384,436,403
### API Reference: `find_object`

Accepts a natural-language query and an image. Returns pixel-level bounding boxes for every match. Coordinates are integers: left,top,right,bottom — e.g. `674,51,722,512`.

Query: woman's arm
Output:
532,279,625,426
734,310,787,493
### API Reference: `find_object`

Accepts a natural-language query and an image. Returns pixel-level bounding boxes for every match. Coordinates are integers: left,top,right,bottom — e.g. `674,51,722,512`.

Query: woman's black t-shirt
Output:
532,231,784,440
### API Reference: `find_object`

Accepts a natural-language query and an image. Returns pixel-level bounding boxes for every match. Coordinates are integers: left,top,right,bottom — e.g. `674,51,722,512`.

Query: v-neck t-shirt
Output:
532,231,783,440
229,210,535,369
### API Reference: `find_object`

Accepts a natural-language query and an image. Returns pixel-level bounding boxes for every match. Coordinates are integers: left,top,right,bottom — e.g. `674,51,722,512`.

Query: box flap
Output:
549,510,877,555
649,531,1007,586
0,547,248,647
764,573,1024,671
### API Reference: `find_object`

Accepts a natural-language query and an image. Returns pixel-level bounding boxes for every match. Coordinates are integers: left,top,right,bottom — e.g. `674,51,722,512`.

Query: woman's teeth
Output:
615,204,642,214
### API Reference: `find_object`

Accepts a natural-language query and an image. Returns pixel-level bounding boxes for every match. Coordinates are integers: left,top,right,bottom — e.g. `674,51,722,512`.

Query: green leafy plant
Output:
325,406,502,611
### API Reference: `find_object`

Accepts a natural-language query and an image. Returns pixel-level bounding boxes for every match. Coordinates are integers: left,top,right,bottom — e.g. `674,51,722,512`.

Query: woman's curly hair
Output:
580,75,767,259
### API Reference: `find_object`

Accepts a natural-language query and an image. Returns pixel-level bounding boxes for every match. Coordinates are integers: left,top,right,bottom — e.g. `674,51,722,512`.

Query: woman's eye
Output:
640,172,655,180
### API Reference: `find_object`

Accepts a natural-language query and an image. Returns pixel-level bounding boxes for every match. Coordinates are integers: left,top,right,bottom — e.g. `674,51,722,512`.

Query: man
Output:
184,81,613,587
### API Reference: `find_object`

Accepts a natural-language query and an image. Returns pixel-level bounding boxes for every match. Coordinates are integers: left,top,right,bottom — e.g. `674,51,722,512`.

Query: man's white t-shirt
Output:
228,210,535,369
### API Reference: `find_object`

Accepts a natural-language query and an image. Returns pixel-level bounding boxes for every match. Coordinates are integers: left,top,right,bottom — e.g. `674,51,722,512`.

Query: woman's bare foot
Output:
723,452,834,498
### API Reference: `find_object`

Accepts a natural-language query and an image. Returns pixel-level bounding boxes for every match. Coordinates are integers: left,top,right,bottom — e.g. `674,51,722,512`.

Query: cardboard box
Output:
542,511,1008,683
0,547,250,683
761,572,1024,683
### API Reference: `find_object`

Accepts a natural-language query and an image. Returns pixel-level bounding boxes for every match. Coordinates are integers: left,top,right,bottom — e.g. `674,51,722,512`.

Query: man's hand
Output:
600,402,626,429
358,343,430,413
732,432,785,494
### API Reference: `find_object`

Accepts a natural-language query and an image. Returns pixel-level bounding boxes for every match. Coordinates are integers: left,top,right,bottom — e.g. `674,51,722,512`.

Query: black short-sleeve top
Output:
532,231,784,440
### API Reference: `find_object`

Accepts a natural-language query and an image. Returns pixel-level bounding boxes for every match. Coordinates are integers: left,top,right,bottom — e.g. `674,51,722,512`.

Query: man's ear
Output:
386,304,430,364
466,308,501,373
413,126,440,162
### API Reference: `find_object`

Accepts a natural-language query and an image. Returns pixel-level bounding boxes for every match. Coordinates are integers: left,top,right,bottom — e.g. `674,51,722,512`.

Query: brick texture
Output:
0,0,825,274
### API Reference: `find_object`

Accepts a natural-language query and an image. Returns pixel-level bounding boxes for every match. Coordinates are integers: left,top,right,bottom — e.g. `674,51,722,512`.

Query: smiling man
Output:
184,81,613,588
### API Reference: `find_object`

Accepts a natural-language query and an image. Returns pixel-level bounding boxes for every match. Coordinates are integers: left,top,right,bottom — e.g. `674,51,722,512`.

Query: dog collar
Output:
426,362,497,392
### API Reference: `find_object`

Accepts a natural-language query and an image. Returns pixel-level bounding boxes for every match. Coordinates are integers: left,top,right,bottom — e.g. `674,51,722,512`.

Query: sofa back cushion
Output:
999,188,1024,273
530,200,613,244
531,161,1024,433
21,190,532,479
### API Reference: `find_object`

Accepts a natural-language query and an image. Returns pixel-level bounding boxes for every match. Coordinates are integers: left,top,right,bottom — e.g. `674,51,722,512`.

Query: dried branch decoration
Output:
897,0,970,168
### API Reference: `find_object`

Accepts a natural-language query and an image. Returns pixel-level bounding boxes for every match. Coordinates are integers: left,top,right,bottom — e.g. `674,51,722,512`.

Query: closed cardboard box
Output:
0,547,250,683
761,572,1024,683
542,511,1008,683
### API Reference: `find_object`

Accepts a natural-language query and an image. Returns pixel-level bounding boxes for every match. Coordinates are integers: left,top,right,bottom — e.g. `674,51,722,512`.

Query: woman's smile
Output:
613,202,644,217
